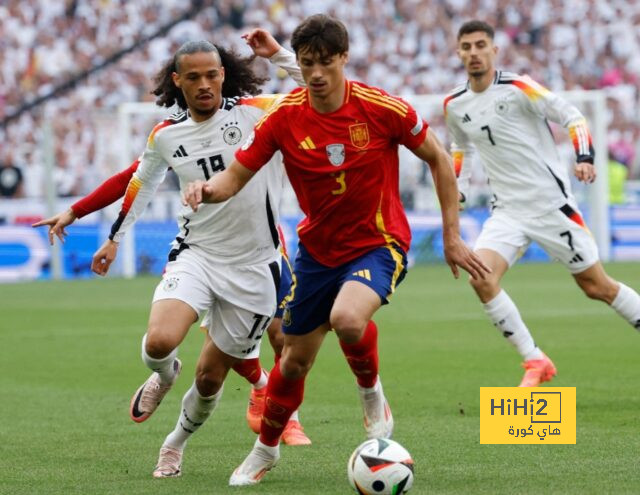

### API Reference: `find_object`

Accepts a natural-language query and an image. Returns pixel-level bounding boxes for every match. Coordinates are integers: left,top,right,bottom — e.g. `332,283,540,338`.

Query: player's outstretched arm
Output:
411,129,491,280
32,209,77,245
32,161,138,245
183,160,256,211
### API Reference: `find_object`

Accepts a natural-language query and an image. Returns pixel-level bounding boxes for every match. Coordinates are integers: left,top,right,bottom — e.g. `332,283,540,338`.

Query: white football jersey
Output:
110,95,288,265
444,70,594,217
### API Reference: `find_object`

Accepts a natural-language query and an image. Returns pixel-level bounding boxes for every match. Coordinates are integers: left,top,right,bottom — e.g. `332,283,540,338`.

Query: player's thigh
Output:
282,244,341,336
199,256,280,336
152,250,213,320
336,243,408,310
147,299,198,350
149,255,209,348
219,259,280,319
206,298,272,360
275,253,294,320
331,244,407,338
475,211,530,267
330,280,381,337
528,206,599,274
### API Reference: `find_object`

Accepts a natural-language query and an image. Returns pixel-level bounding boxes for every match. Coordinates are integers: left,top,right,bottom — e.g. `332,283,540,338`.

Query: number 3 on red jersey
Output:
331,171,346,195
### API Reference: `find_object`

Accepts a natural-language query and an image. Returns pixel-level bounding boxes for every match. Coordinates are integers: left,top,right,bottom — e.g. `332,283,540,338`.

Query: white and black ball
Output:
347,438,414,494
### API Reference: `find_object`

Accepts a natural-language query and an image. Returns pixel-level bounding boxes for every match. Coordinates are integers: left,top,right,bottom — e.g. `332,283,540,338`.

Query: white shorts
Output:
153,248,280,359
474,206,599,274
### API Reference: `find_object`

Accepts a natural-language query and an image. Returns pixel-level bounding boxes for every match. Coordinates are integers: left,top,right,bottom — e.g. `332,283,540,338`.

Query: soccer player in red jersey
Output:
183,15,490,486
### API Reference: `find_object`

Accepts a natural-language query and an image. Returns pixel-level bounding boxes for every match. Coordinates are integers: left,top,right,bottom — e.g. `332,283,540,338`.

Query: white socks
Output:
253,369,268,390
610,283,640,330
141,333,178,384
164,383,223,450
483,290,543,361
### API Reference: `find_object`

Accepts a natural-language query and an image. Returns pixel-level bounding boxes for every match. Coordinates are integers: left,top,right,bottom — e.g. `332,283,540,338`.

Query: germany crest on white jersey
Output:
109,95,287,265
444,70,594,217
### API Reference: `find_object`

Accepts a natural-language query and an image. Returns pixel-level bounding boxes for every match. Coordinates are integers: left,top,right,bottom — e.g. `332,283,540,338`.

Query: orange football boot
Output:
282,420,312,445
518,354,557,387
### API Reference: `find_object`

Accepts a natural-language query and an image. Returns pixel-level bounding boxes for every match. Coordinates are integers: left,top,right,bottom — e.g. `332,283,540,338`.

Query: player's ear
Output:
220,66,225,83
172,72,181,89
340,51,349,65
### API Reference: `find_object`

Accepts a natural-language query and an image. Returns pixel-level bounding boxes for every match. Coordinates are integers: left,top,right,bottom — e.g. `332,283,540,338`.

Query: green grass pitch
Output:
1,262,639,494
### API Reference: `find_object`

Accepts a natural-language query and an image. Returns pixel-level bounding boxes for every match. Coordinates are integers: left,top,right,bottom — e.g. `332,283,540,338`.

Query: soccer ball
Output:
347,438,414,494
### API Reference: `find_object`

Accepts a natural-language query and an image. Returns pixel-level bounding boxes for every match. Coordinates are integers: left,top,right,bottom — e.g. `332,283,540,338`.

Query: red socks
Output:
339,320,379,388
232,358,262,385
259,362,305,446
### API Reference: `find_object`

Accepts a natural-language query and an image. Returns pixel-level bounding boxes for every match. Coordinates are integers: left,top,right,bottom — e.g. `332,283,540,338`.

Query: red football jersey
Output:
236,80,428,267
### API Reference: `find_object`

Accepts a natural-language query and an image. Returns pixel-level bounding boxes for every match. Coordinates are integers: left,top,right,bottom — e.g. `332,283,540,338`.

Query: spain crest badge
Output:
349,123,370,148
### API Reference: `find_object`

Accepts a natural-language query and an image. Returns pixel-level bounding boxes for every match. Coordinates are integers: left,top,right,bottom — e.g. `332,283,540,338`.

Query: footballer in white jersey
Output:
36,36,313,461
109,95,287,266
89,40,307,431
445,70,593,218
443,20,640,390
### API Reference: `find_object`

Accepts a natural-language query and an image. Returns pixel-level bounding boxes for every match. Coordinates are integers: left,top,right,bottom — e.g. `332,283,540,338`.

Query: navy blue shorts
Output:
274,254,293,319
282,243,408,335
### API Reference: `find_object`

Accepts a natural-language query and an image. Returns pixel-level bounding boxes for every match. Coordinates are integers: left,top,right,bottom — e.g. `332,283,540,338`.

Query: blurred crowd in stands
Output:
1,0,638,205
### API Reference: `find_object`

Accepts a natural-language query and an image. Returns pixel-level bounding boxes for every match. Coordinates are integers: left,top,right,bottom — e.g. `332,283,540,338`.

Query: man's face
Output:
172,51,224,119
297,48,348,100
457,31,497,78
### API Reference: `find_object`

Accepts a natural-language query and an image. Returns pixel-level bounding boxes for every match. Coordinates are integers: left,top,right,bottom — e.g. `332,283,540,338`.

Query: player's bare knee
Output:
194,369,223,396
144,330,175,359
330,309,366,342
280,355,313,380
335,327,364,345
579,278,618,304
468,274,498,301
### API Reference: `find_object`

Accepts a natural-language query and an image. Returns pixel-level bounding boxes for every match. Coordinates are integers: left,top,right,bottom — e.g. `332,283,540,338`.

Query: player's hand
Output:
574,162,596,183
182,180,214,212
443,236,491,280
32,209,77,245
242,28,281,58
91,239,118,276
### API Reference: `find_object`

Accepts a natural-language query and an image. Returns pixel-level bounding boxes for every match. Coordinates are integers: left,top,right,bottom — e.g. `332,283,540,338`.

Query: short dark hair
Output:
457,20,495,40
291,14,349,57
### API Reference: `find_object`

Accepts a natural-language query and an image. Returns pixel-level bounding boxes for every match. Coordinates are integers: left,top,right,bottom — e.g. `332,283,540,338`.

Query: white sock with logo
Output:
164,383,223,450
141,333,178,384
610,283,640,331
483,290,543,361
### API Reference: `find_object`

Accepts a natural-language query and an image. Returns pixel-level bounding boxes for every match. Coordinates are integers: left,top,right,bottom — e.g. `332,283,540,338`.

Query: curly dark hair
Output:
151,40,268,109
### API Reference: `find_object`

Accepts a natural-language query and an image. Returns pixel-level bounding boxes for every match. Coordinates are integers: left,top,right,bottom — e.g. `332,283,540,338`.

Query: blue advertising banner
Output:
3,206,640,282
